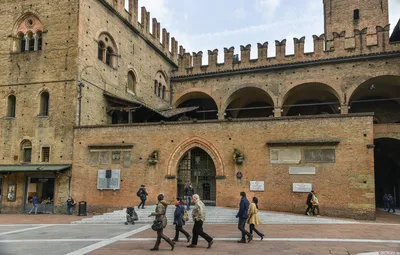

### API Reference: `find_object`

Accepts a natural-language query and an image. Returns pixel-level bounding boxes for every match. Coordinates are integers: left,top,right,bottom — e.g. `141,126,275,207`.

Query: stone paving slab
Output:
88,240,400,255
131,224,400,241
0,225,142,240
0,241,97,255
0,226,33,233
0,214,90,224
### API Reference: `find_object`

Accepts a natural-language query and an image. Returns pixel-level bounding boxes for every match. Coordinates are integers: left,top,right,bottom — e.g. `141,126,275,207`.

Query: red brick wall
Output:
72,114,375,220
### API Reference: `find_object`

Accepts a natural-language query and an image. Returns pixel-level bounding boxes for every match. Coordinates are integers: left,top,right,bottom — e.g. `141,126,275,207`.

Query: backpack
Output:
183,210,189,222
136,189,142,197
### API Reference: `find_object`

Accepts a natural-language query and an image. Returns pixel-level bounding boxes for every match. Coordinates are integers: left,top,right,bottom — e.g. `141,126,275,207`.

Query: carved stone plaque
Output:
289,167,316,175
293,183,312,193
304,149,335,163
99,151,110,165
123,151,131,168
97,169,120,190
270,149,301,164
111,151,121,164
89,152,99,166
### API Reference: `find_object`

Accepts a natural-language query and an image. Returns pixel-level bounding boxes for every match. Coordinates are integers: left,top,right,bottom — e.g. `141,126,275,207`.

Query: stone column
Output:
218,110,225,120
274,107,282,117
33,34,38,51
24,35,29,51
340,104,349,114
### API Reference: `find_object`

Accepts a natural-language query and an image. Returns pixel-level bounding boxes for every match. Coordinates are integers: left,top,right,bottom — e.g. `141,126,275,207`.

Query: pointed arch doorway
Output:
177,147,216,206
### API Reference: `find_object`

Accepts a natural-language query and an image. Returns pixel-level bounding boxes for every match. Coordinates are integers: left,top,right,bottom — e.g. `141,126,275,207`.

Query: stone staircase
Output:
72,206,357,224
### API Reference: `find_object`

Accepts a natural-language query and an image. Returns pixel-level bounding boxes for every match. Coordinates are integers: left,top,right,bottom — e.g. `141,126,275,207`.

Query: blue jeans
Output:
68,206,73,215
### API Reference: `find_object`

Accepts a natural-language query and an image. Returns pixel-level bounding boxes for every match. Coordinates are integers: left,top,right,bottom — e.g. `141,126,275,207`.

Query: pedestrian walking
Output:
172,198,191,242
187,194,214,249
148,194,175,251
305,190,314,216
137,185,148,209
246,197,264,240
29,193,39,214
184,183,194,211
383,193,389,210
387,194,396,213
312,191,320,216
66,196,76,215
236,192,253,243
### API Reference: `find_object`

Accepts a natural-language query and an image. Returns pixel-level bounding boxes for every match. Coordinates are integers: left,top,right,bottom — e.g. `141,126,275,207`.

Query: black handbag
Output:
151,220,163,231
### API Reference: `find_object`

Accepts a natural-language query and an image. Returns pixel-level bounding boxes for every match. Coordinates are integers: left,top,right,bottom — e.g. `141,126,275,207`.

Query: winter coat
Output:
236,197,250,219
173,204,185,226
192,200,206,222
312,195,319,206
185,186,194,196
151,200,168,228
306,192,313,205
246,203,261,225
139,187,148,200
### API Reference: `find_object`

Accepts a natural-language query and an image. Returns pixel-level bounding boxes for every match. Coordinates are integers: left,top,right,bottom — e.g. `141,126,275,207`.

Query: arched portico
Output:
281,82,341,116
349,75,400,123
174,92,219,120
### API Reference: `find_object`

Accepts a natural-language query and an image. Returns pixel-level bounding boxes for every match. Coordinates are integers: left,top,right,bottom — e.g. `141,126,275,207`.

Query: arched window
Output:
127,71,136,93
98,41,105,61
21,140,32,163
13,14,44,53
7,95,16,118
97,33,118,68
162,86,166,100
106,47,113,66
154,80,158,96
158,83,162,98
36,31,42,51
39,91,49,116
18,33,26,52
27,32,35,51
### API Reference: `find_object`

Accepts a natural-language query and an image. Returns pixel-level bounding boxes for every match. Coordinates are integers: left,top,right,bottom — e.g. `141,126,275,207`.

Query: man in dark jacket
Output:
184,183,194,211
305,190,314,215
387,194,396,213
137,185,148,209
236,192,253,243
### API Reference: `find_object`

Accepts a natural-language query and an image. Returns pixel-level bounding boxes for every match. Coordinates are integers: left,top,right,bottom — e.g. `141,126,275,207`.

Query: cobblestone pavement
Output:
0,210,398,255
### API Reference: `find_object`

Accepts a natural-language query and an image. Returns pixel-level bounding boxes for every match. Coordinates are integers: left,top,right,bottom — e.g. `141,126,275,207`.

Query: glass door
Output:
25,177,55,214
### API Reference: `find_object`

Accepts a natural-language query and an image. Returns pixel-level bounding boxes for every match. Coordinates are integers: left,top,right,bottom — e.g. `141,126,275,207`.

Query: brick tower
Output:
323,0,389,40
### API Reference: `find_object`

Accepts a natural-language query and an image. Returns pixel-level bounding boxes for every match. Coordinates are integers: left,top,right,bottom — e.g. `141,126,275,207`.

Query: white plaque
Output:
97,169,121,190
270,149,301,164
289,167,316,175
293,183,312,193
250,181,264,191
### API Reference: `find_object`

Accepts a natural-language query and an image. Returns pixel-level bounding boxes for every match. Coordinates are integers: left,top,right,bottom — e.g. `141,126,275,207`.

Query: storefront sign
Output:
293,183,312,193
250,181,264,191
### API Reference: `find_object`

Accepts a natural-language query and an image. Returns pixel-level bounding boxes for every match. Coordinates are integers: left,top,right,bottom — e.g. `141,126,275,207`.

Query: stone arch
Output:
167,137,224,177
348,75,400,123
222,85,276,119
12,12,44,35
173,90,219,120
280,82,342,116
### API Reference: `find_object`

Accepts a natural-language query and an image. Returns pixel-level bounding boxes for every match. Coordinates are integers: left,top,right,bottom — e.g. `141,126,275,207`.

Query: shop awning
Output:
0,164,72,173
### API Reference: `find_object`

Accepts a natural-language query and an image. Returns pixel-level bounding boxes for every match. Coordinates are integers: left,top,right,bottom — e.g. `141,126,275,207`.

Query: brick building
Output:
0,0,399,219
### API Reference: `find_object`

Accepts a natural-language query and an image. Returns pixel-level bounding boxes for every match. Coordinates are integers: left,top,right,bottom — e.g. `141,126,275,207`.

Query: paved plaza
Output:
0,210,399,255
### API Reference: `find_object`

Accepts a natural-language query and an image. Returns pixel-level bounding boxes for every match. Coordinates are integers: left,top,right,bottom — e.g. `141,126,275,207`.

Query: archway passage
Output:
282,83,340,116
177,147,216,206
225,87,274,119
349,76,400,124
176,92,218,120
374,138,400,208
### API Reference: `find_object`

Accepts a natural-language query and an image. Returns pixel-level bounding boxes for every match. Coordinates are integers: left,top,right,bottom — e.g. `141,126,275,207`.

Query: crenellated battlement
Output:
176,25,399,76
102,0,182,64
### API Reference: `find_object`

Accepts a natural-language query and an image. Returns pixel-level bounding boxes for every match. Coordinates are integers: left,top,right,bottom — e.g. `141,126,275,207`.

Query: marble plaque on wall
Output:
123,151,131,168
289,167,316,175
89,152,99,166
293,183,312,193
270,149,301,164
97,169,121,190
304,149,335,163
99,151,110,165
250,181,265,191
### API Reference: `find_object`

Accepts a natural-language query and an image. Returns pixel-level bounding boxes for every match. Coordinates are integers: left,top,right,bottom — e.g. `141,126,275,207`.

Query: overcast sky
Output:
128,0,400,62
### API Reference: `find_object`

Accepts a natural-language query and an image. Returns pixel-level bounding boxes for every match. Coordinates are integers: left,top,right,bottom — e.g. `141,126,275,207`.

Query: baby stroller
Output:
125,207,138,225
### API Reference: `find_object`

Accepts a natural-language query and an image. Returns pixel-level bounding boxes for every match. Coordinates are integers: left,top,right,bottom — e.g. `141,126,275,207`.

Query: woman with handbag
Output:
172,198,191,242
246,197,264,240
149,194,175,251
